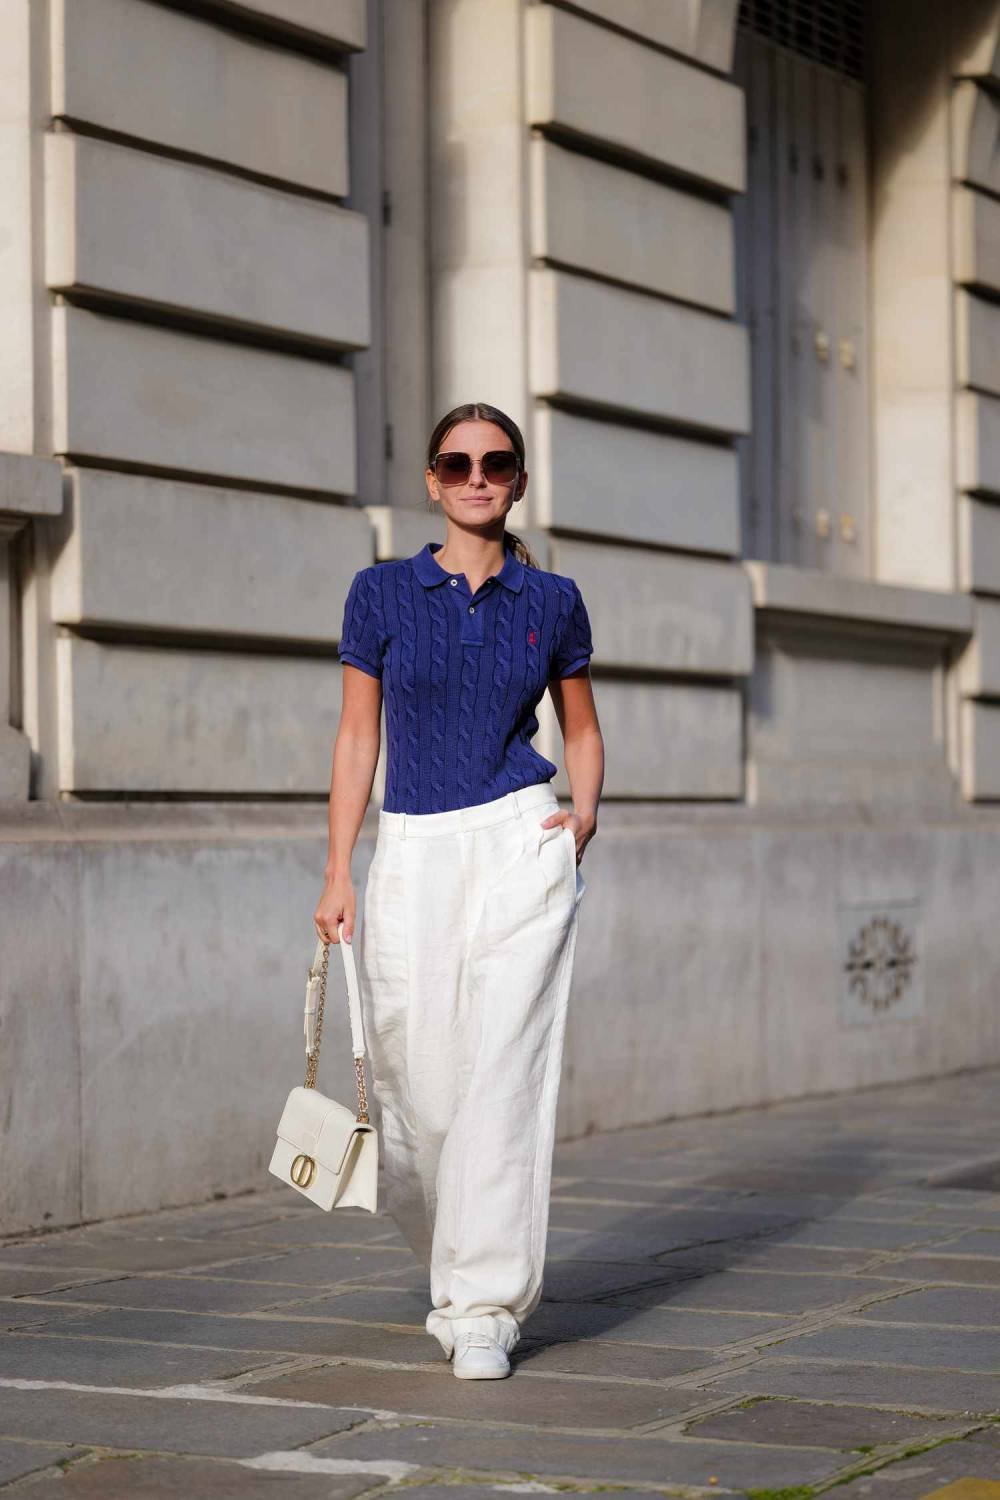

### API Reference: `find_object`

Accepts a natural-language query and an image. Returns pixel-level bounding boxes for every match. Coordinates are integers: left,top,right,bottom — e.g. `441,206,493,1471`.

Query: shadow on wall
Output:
869,0,998,230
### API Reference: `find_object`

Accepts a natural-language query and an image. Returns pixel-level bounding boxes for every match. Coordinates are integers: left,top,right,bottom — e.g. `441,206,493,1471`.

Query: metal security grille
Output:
737,0,865,81
732,24,871,576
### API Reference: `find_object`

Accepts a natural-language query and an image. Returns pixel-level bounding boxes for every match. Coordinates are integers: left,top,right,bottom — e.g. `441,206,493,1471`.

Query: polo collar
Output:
412,540,525,594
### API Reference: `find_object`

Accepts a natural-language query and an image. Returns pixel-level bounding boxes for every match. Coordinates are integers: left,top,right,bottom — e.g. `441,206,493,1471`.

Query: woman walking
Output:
314,401,605,1379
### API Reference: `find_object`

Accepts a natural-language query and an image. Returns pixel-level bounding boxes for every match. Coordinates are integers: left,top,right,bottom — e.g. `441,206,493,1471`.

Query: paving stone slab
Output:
34,1308,436,1364
547,1203,800,1240
0,1236,283,1275
776,1221,960,1251
251,1361,697,1429
898,1199,1000,1220
824,1431,1000,1500
701,1169,900,1195
771,1322,1000,1372
701,1358,1000,1413
810,1200,968,1223
659,1243,880,1275
874,1257,1000,1287
332,1272,434,1296
336,1264,430,1292
540,1259,696,1301
551,1178,717,1206
211,1217,406,1249
858,1287,1000,1326
0,1332,288,1387
559,1139,714,1168
523,1299,791,1348
13,1452,375,1498
0,1439,82,1486
731,1190,876,1214
0,1270,124,1299
873,1189,1000,1209
306,1417,849,1489
511,1337,712,1379
685,1397,960,1450
545,1227,692,1261
281,1287,430,1323
208,1246,416,1286
0,1386,360,1457
0,1299,101,1331
707,1242,881,1266
553,1161,704,1188
93,1203,304,1241
31,1276,330,1316
608,1270,892,1315
932,1231,1000,1258
628,1245,765,1276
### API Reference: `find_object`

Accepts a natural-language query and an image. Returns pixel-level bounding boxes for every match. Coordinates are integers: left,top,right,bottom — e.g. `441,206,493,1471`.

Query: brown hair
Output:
425,401,540,568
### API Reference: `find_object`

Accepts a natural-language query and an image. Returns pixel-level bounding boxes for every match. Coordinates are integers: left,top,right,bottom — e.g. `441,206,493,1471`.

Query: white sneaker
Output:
451,1330,511,1380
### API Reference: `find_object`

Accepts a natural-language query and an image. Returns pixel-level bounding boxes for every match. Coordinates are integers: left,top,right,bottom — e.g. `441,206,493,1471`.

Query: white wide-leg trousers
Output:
358,782,586,1356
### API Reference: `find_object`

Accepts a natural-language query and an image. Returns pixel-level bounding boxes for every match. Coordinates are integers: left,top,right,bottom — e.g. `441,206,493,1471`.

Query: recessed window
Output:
733,1,871,575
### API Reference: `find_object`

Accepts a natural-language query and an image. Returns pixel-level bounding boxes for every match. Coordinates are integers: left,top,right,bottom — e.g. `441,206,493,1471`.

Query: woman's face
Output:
425,419,528,527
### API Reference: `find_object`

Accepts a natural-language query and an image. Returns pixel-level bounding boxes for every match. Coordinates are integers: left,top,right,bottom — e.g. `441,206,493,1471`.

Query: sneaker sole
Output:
452,1365,511,1380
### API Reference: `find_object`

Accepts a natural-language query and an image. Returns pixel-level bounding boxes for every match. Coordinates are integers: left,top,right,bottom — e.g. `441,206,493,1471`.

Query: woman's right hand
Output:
314,876,356,945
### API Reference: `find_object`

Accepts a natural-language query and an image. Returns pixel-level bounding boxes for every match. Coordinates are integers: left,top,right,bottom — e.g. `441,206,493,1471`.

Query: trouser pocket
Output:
537,817,577,895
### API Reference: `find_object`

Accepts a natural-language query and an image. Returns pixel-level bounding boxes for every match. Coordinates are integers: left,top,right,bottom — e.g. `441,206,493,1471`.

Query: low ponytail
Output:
503,528,541,569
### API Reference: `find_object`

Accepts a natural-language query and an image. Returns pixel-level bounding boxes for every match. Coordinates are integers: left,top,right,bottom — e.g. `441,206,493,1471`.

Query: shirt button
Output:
468,605,475,614
449,578,458,586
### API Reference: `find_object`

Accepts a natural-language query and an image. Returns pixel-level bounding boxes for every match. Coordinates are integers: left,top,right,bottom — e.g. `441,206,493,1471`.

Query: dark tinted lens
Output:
482,451,519,484
434,452,472,484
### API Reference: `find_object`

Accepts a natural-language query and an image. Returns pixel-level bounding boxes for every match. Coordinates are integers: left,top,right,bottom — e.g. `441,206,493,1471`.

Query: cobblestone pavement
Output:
3,1069,1000,1497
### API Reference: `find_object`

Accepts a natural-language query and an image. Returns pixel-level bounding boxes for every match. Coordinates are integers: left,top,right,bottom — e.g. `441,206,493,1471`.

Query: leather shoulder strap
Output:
305,922,367,1060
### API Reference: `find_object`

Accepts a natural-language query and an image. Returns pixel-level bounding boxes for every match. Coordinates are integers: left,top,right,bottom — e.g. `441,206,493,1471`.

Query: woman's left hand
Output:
538,808,596,865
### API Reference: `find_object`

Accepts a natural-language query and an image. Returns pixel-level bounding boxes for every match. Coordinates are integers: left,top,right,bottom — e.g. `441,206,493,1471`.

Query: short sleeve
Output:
338,568,384,679
551,580,593,678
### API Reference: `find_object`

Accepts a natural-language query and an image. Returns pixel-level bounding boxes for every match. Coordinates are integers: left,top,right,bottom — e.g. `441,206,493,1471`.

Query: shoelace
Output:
455,1333,503,1351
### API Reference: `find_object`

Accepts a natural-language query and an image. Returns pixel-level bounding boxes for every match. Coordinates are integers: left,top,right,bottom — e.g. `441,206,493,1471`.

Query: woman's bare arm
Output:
543,669,604,863
314,664,383,944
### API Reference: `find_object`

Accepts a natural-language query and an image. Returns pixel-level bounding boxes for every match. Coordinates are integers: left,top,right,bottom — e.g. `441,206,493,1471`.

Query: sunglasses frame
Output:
430,450,522,487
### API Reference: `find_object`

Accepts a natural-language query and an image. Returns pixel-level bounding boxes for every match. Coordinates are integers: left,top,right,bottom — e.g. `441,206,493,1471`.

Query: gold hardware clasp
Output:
291,1153,317,1188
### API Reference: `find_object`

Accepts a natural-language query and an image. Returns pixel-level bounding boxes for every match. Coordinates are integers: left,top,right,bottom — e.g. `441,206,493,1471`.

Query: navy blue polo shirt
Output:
338,540,593,814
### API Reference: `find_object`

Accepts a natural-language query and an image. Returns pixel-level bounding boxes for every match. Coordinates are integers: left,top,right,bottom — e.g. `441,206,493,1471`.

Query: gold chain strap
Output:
303,941,370,1124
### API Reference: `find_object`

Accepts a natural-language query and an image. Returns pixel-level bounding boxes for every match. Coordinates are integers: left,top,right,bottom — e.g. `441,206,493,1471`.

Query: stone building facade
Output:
3,0,1000,1234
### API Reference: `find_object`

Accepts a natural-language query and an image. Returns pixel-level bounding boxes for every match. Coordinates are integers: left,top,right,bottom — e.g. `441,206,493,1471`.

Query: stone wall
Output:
2,0,373,800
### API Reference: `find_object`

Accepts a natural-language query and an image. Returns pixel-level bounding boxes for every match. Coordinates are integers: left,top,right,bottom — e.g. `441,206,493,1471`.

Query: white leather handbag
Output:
269,921,379,1212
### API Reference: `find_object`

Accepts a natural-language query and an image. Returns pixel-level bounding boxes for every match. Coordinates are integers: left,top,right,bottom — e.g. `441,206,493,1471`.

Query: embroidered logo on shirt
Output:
527,629,537,645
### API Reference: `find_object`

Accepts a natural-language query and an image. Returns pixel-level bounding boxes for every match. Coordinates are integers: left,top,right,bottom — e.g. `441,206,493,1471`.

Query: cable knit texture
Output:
338,541,594,814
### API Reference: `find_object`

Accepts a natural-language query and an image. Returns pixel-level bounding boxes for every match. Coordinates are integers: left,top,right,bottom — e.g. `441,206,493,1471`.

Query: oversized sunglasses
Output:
431,450,520,486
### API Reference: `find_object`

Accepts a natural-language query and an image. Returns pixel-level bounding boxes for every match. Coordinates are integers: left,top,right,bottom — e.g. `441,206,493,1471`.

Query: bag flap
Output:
315,1113,376,1176
276,1086,356,1156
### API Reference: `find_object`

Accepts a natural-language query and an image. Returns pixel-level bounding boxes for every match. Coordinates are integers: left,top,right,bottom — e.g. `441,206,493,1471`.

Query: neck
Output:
434,531,507,576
